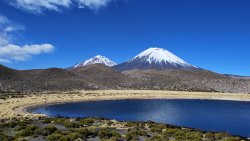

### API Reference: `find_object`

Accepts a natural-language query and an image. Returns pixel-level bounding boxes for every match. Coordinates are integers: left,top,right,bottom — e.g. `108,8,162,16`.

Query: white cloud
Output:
0,35,9,46
0,58,11,64
0,14,55,64
12,0,72,14
0,44,55,63
0,14,24,46
0,15,9,24
7,0,115,14
78,0,112,10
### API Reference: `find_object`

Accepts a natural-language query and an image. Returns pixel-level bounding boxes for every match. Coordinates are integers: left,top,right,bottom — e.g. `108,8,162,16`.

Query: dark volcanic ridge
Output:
0,64,250,93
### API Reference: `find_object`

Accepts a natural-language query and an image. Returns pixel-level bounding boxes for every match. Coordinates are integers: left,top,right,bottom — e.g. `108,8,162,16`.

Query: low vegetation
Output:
0,117,247,141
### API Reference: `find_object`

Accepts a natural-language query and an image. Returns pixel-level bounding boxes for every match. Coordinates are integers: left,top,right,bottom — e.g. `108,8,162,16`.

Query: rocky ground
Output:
0,117,248,141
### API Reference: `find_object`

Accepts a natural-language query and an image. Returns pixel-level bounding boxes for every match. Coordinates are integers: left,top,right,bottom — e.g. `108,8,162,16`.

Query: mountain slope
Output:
72,64,127,89
0,64,250,93
0,65,99,92
72,55,116,69
113,48,197,71
124,69,250,93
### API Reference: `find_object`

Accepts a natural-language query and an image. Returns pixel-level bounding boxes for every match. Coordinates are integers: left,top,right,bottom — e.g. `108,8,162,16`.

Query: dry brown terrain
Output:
1,64,250,93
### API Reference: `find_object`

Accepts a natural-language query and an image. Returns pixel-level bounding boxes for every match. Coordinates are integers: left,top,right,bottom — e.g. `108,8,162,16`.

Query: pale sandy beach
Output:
1,90,250,120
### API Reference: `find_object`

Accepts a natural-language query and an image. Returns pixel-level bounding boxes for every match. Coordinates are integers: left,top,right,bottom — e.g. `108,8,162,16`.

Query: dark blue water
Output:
31,99,250,137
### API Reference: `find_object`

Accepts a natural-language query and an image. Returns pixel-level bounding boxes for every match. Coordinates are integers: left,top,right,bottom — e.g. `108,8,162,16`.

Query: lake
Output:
30,99,250,137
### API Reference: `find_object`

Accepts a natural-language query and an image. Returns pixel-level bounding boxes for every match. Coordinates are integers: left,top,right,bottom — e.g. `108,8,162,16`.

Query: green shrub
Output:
16,125,38,137
107,121,114,126
0,123,7,128
53,118,80,128
59,136,71,141
185,132,203,141
224,137,241,141
43,126,57,136
47,132,63,141
205,132,215,140
125,132,137,141
7,121,18,128
64,121,80,128
77,128,91,139
53,118,69,125
0,131,13,141
43,118,52,124
47,131,83,141
162,128,203,141
33,128,44,137
150,124,167,133
98,128,121,139
126,129,147,140
162,128,179,138
150,135,164,141
125,122,140,128
14,138,28,141
14,125,26,131
215,132,231,140
80,118,95,126
7,121,30,128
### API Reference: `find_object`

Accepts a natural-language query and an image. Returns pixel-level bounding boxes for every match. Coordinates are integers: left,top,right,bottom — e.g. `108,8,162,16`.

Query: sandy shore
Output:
1,90,250,120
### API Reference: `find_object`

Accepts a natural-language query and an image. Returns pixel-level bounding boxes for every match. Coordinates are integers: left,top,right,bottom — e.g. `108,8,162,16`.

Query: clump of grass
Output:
47,130,90,141
205,132,215,140
125,121,146,130
79,118,95,126
97,128,121,140
47,131,63,141
6,120,30,128
224,137,241,141
52,118,80,128
124,122,140,128
43,126,58,136
150,134,165,141
16,125,38,138
42,118,52,124
215,132,231,140
162,128,204,141
126,129,148,140
150,124,167,133
76,128,94,139
0,131,13,141
162,128,179,138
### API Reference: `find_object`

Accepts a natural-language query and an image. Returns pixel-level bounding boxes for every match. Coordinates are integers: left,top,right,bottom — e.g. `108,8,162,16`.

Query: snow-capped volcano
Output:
133,47,190,66
113,47,197,71
73,55,116,69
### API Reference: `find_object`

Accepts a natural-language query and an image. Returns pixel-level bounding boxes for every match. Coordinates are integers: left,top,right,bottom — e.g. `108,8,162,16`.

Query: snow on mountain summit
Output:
74,55,116,68
133,47,189,66
113,47,197,71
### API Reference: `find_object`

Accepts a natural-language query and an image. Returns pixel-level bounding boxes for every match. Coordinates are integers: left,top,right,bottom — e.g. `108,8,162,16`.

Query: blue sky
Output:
0,0,249,76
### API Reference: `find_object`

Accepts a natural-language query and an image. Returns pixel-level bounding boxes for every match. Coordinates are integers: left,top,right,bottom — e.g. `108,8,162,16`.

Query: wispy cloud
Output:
10,0,72,14
0,14,55,63
78,0,113,10
0,14,24,46
7,0,115,14
0,44,55,63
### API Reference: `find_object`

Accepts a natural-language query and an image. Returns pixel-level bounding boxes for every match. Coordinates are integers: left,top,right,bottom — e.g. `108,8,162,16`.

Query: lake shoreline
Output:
1,90,250,120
